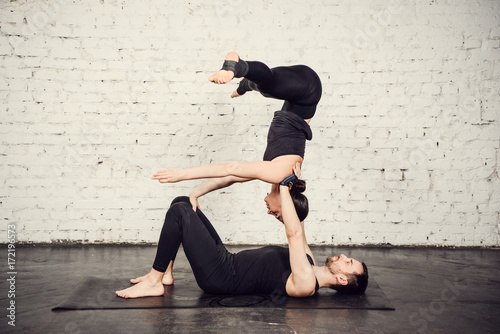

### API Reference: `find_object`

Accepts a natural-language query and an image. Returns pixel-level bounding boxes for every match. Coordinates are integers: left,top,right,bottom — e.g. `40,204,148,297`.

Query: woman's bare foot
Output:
116,269,164,299
209,51,239,84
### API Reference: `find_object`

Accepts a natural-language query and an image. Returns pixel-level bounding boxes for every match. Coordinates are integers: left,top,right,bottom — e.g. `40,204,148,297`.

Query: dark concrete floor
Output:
0,245,499,334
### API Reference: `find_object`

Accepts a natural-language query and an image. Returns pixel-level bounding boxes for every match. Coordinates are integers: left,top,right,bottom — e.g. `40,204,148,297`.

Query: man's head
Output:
326,254,369,295
264,181,309,222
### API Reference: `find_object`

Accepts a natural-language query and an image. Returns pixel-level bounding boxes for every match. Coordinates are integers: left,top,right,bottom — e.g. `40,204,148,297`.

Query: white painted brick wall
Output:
0,0,499,246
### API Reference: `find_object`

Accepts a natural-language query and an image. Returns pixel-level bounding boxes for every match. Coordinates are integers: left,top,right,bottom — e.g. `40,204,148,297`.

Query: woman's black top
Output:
263,111,313,161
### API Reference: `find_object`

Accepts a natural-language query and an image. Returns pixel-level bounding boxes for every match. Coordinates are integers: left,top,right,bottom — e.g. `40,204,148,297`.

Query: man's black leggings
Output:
238,61,322,119
152,196,235,294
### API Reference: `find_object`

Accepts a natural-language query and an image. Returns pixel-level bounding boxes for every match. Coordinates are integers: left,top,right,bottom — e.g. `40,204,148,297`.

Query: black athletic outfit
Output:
235,61,322,161
152,196,319,296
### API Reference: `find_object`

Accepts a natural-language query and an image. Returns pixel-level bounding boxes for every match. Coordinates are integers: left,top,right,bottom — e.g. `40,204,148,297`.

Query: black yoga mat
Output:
52,276,395,311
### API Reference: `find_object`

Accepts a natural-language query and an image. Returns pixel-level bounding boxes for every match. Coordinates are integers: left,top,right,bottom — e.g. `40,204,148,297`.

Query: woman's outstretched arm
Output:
152,160,296,185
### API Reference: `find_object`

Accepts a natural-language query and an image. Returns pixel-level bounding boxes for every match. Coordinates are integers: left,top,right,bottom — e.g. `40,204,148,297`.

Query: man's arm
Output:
283,162,316,265
281,185,317,297
301,221,316,266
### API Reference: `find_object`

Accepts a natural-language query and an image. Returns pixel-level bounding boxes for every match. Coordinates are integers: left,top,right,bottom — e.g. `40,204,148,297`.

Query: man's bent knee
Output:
171,196,190,207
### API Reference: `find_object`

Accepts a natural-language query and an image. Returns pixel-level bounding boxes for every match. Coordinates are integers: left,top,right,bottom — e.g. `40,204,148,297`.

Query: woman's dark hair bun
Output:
289,180,309,221
290,179,306,193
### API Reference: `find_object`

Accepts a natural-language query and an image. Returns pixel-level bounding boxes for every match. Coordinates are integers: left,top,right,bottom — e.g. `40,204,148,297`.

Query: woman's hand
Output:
152,169,184,183
230,90,241,98
293,162,302,179
189,192,200,212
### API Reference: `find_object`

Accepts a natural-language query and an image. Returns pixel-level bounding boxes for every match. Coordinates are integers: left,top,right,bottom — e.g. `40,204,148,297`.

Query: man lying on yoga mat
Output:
116,163,368,299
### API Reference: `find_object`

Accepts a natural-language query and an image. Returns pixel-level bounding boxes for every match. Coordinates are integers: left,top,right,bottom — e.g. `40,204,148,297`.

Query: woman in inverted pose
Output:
117,166,368,299
153,52,322,222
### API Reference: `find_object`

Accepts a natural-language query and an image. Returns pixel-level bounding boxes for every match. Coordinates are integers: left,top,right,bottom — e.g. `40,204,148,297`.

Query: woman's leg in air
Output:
209,51,322,118
208,51,273,91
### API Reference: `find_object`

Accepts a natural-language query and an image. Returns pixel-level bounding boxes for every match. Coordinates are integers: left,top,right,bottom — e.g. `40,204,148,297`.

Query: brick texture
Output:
0,0,499,246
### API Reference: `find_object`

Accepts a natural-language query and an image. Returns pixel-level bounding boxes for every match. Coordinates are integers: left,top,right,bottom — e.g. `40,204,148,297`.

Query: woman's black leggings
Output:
152,196,234,294
239,61,322,119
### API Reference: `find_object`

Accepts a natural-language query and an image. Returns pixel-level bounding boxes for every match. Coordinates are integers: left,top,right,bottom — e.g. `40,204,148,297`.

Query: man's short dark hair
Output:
333,262,369,295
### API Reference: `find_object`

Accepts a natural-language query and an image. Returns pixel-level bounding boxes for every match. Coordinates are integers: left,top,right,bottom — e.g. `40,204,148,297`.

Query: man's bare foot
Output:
116,269,164,299
162,272,174,285
163,260,174,285
130,274,147,284
209,51,239,84
116,280,164,299
130,272,173,285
